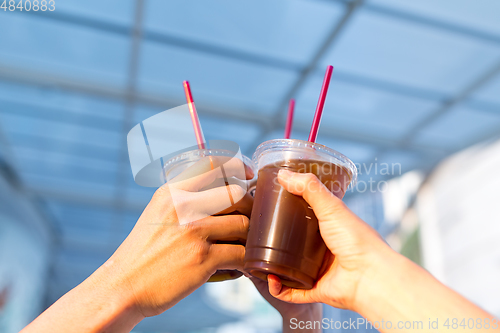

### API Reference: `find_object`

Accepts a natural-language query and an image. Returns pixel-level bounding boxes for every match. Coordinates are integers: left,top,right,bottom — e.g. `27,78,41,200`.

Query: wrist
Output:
281,303,323,321
23,258,145,333
282,304,323,333
81,259,145,331
351,246,414,316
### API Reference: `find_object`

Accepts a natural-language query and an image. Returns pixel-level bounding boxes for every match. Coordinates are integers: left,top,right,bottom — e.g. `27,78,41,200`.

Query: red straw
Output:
308,65,334,143
284,99,295,139
183,81,206,149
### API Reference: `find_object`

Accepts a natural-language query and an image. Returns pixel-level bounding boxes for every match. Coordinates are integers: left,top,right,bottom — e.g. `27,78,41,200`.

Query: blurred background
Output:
0,0,500,332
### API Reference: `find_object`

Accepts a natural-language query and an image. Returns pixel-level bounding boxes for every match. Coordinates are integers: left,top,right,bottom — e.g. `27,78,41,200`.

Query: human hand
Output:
250,277,322,333
97,156,254,318
166,155,255,220
20,156,255,333
267,170,392,311
167,155,254,281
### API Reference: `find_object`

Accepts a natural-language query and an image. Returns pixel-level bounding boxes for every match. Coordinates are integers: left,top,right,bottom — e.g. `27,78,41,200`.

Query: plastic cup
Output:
244,139,357,289
162,142,255,282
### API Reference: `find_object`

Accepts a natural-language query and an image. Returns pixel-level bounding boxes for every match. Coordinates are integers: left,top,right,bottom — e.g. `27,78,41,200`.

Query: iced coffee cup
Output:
244,139,357,289
163,141,255,282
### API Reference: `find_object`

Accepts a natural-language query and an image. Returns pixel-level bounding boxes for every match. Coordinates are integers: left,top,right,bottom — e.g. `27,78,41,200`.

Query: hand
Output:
167,155,255,221
106,191,249,318
166,155,255,282
267,170,392,311
21,156,254,333
250,277,322,333
107,155,254,318
267,170,498,333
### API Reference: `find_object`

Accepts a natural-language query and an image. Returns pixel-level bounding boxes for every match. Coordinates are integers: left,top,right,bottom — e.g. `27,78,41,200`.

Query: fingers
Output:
268,275,283,297
168,183,249,224
215,191,253,217
267,275,315,304
190,214,248,271
195,183,248,215
276,170,378,252
277,170,346,221
198,214,249,243
208,243,245,270
169,156,254,192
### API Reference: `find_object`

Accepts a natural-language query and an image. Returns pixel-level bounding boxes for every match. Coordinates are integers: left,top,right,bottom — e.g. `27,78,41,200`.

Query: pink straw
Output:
183,81,206,150
308,65,334,143
284,99,295,139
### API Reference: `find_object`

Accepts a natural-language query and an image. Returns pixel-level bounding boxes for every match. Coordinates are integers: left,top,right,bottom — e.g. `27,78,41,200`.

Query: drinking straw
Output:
284,99,295,139
183,80,206,150
308,65,334,143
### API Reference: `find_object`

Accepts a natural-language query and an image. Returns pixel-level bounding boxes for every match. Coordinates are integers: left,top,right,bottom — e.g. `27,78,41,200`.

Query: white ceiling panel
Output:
138,42,298,115
0,13,129,87
320,10,500,95
368,0,500,38
144,0,343,65
413,106,500,150
55,0,134,26
471,74,500,106
294,73,438,140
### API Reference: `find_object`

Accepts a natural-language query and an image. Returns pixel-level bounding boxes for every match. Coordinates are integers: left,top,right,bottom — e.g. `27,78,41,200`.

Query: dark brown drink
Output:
244,139,356,289
163,150,256,283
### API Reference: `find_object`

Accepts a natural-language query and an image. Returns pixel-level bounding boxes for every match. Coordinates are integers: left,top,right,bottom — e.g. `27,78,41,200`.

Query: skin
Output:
21,157,255,333
22,161,497,332
20,157,313,333
251,277,322,333
268,169,499,333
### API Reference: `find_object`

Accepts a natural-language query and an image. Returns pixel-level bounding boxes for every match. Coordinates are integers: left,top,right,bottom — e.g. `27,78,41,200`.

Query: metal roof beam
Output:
2,101,449,158
401,59,500,146
0,68,451,157
358,58,500,172
21,10,301,72
246,0,364,152
364,3,500,46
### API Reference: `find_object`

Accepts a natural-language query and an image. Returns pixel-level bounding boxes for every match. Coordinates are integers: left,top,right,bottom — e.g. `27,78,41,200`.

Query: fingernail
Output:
278,169,293,178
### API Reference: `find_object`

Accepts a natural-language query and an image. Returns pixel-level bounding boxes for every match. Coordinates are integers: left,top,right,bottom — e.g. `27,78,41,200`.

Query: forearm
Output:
21,263,144,333
282,304,323,333
354,249,498,332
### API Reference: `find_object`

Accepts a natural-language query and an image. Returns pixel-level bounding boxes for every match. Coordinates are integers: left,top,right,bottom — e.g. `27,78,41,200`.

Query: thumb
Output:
277,170,347,222
277,170,383,253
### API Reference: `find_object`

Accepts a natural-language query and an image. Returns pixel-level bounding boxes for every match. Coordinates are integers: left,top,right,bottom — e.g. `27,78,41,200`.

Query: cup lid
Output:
253,139,357,187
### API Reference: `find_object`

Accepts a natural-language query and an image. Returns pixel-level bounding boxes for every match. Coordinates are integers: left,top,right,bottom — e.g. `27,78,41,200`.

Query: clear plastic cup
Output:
162,141,255,282
244,139,357,289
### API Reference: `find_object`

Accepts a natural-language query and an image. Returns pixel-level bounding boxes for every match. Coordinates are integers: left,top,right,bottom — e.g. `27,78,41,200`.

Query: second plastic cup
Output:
163,144,255,282
244,139,357,289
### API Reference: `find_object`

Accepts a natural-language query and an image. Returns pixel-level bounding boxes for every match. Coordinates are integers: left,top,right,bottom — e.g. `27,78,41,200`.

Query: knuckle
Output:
304,173,318,183
174,195,190,213
228,184,246,201
190,241,211,266
304,172,317,182
152,184,171,201
235,250,245,268
239,215,250,232
183,221,203,237
183,223,211,263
